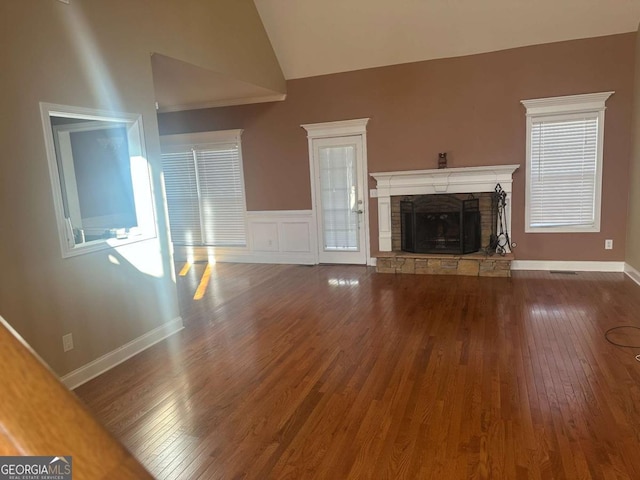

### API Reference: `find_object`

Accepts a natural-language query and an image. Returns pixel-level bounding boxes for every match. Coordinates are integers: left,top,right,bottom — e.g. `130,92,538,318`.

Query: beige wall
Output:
0,0,284,376
626,25,640,270
160,33,635,261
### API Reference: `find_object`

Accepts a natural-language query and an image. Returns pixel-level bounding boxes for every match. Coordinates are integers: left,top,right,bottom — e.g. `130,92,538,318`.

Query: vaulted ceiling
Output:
254,0,640,79
153,0,640,111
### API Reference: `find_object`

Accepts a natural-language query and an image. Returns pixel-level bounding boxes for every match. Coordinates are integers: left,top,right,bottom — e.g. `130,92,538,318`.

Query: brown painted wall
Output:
159,33,635,261
626,25,640,270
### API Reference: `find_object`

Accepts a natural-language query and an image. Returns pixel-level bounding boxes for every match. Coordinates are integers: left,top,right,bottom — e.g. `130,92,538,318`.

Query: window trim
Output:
160,129,248,248
40,102,157,258
521,91,613,234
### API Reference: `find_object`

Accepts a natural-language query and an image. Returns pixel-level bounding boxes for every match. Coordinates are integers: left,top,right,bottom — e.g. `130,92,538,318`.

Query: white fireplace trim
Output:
370,165,520,252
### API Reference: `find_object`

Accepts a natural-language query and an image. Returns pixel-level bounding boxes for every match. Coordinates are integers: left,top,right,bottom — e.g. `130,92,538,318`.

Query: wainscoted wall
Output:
172,210,317,265
159,33,635,263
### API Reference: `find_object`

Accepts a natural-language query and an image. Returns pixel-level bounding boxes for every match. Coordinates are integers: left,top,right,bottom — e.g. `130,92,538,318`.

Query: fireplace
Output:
370,165,519,252
401,195,481,254
370,165,520,276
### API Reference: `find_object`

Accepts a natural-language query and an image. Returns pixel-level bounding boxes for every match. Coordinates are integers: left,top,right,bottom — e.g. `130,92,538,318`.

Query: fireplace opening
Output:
401,195,481,254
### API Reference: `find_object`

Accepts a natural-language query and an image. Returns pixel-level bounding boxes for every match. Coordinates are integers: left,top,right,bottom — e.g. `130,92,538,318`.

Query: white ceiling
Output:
253,0,640,80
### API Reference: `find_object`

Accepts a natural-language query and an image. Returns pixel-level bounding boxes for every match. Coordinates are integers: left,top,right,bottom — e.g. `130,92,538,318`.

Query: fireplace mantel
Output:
370,165,519,251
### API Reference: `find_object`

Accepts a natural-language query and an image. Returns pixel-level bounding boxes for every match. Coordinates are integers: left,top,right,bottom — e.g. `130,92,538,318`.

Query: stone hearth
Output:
375,251,513,277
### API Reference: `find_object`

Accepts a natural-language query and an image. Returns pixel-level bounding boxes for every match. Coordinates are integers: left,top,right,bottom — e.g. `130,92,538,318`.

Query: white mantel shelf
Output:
370,164,520,252
370,165,520,195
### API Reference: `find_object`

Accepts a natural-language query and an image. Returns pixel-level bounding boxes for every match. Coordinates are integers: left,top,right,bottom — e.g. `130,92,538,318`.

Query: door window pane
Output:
319,145,358,251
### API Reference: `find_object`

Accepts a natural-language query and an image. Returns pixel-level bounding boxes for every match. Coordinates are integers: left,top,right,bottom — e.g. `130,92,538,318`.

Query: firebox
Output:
401,195,481,254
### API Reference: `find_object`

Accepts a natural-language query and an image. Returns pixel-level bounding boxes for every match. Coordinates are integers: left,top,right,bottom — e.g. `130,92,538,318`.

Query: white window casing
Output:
521,92,613,233
160,130,247,247
40,103,157,258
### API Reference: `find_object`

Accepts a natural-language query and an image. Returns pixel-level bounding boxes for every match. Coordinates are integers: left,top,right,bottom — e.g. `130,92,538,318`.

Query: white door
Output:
312,135,367,264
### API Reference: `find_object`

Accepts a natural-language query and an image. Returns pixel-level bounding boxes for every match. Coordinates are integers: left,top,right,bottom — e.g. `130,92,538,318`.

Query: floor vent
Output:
549,270,577,275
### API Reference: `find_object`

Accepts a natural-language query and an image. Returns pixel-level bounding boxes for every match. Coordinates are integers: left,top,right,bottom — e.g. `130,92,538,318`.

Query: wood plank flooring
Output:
75,264,640,479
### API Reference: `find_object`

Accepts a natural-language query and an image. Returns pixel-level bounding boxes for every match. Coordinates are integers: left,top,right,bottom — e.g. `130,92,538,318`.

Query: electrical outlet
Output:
605,239,613,250
62,333,74,352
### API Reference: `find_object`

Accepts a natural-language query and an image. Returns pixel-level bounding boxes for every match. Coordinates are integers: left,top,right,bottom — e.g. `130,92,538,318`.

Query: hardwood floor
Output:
75,263,640,479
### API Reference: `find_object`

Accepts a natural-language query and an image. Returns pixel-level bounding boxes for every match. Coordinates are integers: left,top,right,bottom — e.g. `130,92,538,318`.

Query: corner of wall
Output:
625,23,640,270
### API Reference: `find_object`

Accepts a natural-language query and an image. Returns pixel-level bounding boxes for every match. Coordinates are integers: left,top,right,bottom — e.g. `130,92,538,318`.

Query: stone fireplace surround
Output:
370,165,520,276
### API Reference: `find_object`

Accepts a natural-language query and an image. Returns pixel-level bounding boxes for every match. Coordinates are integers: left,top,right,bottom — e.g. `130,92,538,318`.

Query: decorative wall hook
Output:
438,152,447,169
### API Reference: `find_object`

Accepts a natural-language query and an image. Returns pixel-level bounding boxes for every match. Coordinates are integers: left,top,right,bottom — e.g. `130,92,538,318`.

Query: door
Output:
312,135,367,264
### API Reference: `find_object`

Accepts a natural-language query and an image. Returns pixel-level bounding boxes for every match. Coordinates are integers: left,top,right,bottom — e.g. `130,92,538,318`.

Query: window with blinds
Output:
161,131,247,247
521,92,613,233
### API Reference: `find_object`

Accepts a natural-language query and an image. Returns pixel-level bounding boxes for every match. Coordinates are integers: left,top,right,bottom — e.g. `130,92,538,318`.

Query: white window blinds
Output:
196,145,246,246
529,114,599,229
162,151,202,245
161,140,247,247
522,92,612,233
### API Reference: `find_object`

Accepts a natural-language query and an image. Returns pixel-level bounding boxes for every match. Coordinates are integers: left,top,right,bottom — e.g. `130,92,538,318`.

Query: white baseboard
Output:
61,316,184,390
511,260,625,272
368,257,377,267
624,263,640,286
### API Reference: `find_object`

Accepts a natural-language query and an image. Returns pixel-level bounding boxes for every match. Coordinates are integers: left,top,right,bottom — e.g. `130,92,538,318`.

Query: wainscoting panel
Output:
172,211,317,265
250,221,280,252
280,222,313,252
248,211,316,264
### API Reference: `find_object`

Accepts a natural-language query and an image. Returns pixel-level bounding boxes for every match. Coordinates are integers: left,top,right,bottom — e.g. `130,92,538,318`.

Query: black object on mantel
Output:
438,152,447,169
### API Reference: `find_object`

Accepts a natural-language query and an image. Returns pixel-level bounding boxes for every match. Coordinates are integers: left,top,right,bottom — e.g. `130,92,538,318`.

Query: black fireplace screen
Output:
401,195,481,254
